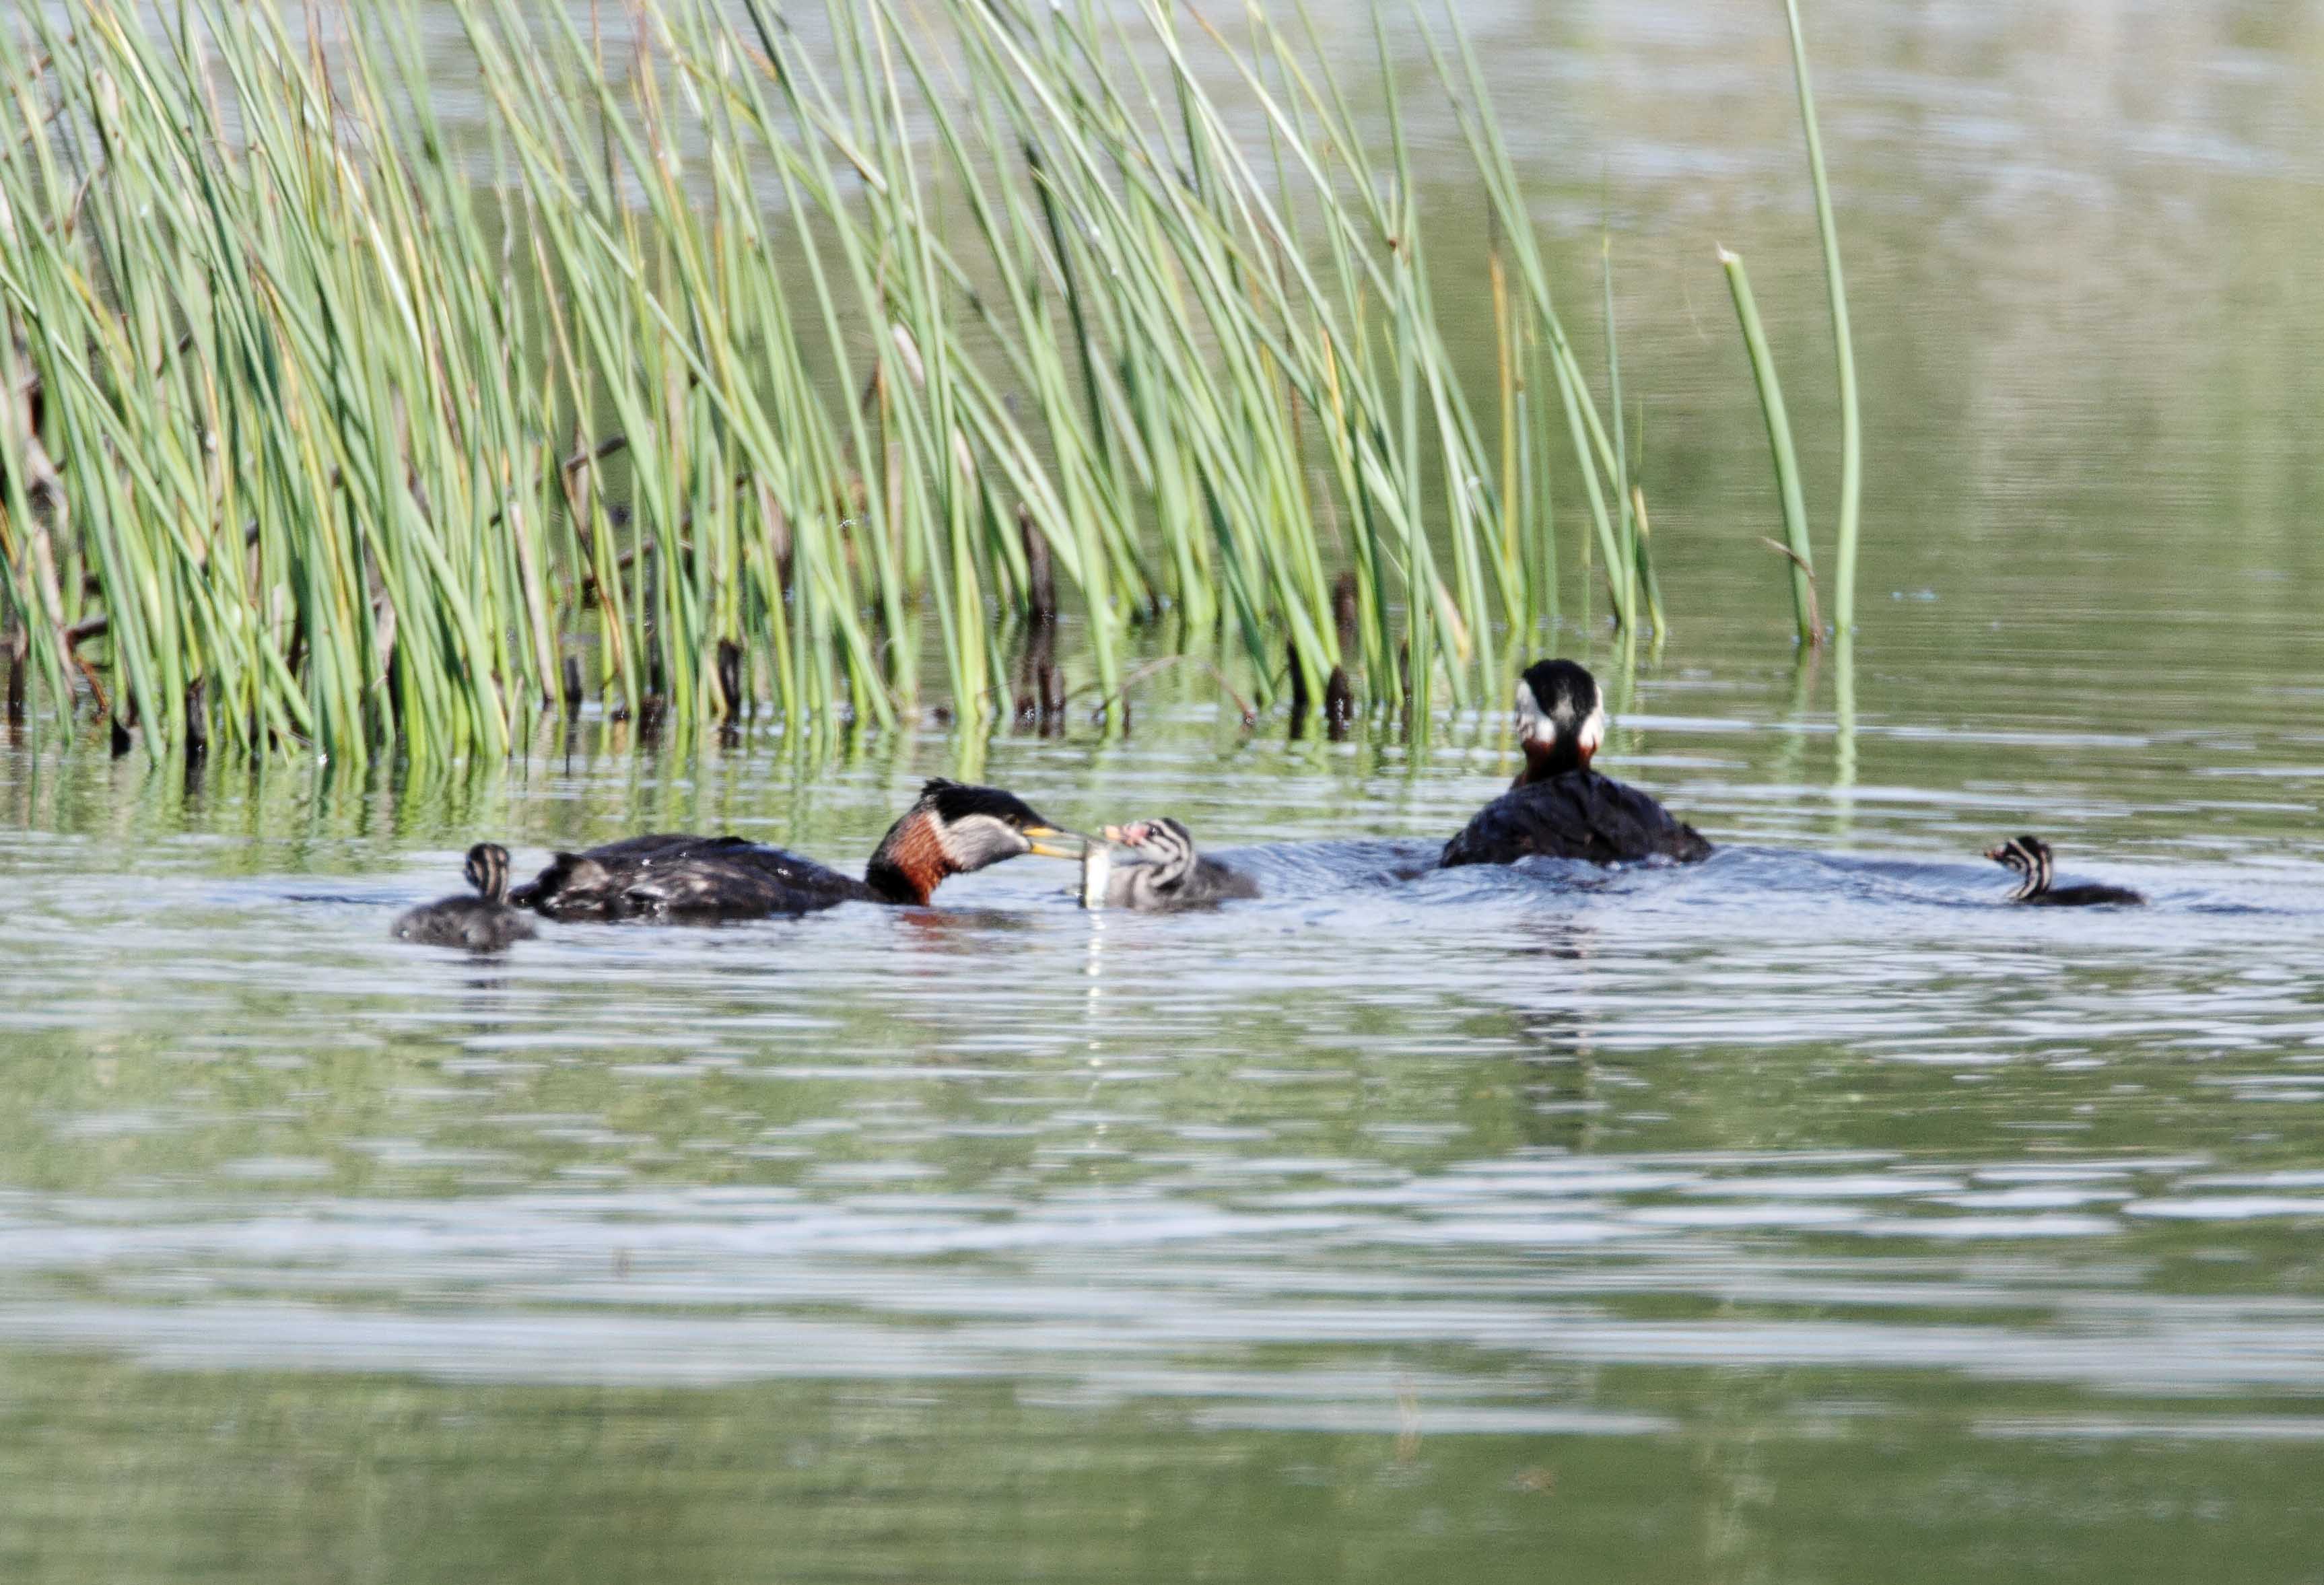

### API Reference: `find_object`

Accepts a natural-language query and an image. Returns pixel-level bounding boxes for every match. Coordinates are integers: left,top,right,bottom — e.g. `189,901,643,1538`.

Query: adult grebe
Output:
1987,835,2144,907
393,843,538,951
1441,660,1711,868
509,779,1083,921
1079,818,1260,911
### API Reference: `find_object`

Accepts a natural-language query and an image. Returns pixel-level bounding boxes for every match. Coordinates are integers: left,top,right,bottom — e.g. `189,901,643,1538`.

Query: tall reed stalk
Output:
1782,0,1860,635
1715,3,1861,647
1719,248,1817,645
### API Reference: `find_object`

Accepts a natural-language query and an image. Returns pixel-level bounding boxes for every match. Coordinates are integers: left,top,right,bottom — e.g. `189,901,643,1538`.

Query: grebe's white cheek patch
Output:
1515,680,1548,742
1579,704,1607,756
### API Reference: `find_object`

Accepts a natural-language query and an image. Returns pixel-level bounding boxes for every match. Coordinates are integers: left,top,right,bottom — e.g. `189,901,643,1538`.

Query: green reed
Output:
1720,248,1818,645
0,0,1728,763
1720,0,1861,649
1783,0,1861,637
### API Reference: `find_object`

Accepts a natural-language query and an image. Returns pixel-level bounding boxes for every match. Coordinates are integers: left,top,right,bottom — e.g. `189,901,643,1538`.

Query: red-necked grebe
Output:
1441,659,1711,868
509,779,1084,921
393,843,538,951
1987,835,2144,907
1080,818,1260,911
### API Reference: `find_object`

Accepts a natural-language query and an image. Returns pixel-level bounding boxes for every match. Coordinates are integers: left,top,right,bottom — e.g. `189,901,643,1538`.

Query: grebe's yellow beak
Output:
1021,824,1091,861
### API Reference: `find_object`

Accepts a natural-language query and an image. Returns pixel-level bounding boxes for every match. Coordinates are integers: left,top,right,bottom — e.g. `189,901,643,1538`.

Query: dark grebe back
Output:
1444,771,1712,869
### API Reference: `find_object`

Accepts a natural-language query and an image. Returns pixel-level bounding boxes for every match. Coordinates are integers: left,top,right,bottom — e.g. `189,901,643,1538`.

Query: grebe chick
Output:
1081,818,1260,911
1441,659,1711,868
510,779,1083,922
1987,835,2144,907
393,843,537,951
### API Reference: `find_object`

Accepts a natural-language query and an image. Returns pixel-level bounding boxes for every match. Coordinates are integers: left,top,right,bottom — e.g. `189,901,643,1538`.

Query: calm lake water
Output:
7,2,2324,1580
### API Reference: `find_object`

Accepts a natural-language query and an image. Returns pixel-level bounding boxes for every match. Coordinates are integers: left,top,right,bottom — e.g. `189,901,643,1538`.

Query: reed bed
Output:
0,0,1667,763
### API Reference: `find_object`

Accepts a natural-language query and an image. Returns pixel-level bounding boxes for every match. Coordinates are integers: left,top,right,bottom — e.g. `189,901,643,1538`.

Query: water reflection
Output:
1833,630,1858,799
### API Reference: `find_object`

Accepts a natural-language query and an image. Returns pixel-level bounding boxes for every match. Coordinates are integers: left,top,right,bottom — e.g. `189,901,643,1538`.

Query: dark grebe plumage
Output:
1987,835,2144,907
1441,660,1711,868
393,843,538,951
1081,818,1260,911
508,779,1083,921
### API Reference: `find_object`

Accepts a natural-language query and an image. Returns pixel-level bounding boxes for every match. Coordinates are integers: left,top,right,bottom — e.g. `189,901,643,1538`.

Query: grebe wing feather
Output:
619,847,879,917
515,835,878,919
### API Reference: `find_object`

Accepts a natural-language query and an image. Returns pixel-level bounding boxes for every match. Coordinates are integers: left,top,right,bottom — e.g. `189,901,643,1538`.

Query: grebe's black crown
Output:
918,778,1055,832
1518,659,1600,721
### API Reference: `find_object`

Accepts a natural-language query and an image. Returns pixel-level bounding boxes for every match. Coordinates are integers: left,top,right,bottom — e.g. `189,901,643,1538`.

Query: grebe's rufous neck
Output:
1513,658,1608,785
393,842,538,951
509,779,1085,921
1081,817,1260,911
1986,835,2145,907
863,779,1083,904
